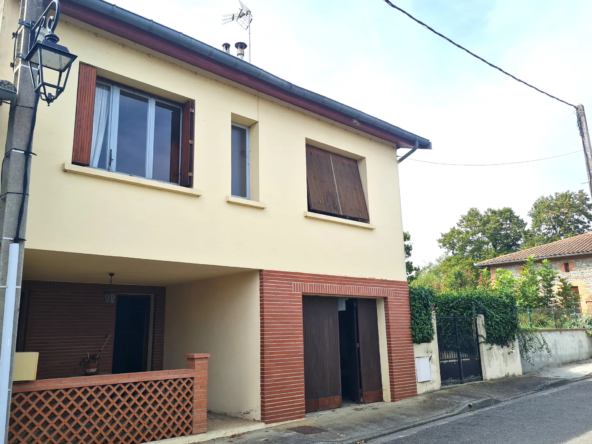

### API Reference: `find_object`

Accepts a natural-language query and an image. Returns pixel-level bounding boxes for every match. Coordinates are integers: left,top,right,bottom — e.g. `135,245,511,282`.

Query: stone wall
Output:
490,254,592,313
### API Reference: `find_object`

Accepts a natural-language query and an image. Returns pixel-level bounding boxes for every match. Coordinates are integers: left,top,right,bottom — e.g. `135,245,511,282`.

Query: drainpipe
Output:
398,139,419,163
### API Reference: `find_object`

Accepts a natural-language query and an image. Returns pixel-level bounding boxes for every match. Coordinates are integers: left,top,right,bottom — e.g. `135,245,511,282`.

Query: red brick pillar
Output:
185,353,210,435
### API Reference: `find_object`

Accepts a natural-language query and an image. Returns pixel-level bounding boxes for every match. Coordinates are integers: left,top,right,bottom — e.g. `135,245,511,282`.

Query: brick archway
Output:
259,270,416,424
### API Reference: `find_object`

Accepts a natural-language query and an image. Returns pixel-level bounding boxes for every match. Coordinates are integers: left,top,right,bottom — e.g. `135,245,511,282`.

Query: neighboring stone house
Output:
475,233,592,313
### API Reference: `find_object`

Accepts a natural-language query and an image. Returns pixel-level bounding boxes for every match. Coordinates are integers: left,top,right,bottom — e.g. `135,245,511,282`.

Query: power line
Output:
406,150,580,167
382,0,577,109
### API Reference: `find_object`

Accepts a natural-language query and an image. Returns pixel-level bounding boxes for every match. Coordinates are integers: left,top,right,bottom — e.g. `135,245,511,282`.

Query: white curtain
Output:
90,84,111,168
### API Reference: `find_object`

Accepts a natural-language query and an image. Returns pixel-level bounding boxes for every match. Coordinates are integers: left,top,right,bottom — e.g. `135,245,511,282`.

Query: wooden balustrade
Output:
9,353,210,444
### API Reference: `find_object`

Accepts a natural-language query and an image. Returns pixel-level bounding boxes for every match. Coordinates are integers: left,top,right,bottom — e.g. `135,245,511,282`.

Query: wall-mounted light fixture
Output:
104,273,117,305
13,0,77,105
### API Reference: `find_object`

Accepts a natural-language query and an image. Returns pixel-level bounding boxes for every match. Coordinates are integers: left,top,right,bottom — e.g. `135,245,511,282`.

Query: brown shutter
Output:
180,100,195,187
71,64,97,166
331,153,369,221
306,145,340,215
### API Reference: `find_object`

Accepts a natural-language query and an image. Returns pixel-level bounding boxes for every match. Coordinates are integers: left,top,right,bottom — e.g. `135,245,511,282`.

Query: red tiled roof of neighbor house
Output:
475,232,592,267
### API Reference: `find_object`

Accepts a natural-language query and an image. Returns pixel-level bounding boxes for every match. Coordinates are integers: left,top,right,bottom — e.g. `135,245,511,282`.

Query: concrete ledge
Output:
63,163,202,197
304,211,375,230
226,196,266,209
155,422,266,443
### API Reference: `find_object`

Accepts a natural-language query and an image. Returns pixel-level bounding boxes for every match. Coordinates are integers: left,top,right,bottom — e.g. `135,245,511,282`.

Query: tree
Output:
404,231,420,283
438,207,527,262
525,190,592,248
435,207,527,290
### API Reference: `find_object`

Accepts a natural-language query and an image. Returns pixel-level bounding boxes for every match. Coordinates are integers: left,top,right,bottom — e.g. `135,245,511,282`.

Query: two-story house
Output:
0,0,431,442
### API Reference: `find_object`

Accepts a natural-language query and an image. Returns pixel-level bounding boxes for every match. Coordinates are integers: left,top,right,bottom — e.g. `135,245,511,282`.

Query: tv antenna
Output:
222,0,253,62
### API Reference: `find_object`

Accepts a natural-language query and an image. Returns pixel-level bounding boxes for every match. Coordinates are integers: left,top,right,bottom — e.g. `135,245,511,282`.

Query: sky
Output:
110,0,592,267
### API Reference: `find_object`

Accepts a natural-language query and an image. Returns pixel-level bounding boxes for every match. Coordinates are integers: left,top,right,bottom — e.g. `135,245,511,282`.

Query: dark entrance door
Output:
112,295,151,374
303,296,341,412
357,298,383,403
437,316,482,385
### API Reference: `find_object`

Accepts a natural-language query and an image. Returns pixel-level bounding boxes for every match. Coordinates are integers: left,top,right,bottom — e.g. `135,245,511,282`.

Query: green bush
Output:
435,290,519,347
409,286,435,344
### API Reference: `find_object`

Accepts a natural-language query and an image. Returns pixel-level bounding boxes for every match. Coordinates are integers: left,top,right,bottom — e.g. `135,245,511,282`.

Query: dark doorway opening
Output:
112,295,152,374
339,299,361,403
338,298,383,404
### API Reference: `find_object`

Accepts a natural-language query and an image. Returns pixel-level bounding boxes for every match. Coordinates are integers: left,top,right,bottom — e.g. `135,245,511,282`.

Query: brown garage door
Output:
303,296,341,412
357,298,383,403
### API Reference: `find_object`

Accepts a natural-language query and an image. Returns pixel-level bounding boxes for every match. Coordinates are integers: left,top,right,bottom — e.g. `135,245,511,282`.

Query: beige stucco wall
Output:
521,329,592,373
413,313,441,394
476,315,522,381
0,5,408,282
376,298,392,402
164,271,261,420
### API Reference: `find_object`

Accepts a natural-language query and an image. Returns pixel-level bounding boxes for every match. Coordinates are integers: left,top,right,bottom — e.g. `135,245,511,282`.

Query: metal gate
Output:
436,316,482,385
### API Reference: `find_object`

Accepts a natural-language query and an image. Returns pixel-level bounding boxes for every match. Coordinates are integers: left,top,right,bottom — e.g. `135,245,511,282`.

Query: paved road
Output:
374,380,592,444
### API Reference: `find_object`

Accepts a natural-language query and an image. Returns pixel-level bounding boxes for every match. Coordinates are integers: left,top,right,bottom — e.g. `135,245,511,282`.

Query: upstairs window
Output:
90,82,182,183
231,123,249,198
306,145,369,222
72,65,195,187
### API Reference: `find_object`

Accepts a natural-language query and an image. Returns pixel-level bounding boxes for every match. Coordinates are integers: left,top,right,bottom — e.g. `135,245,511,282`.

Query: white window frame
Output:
96,79,183,184
231,122,250,199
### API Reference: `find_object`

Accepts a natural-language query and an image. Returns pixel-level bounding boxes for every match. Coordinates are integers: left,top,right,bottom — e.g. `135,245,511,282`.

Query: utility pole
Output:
0,0,43,442
577,105,592,199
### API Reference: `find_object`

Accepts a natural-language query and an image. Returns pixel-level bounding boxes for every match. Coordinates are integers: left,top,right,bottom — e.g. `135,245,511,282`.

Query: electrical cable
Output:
14,91,40,242
382,0,577,109
405,150,580,167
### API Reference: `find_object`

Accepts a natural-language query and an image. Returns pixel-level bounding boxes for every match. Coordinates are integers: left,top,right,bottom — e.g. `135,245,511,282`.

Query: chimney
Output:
222,43,231,54
235,42,247,60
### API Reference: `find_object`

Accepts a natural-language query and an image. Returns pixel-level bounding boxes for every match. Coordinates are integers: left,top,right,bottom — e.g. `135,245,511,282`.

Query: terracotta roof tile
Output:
475,233,592,266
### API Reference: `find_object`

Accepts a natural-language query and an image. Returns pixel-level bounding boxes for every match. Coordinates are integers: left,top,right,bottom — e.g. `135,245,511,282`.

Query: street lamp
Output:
0,1,77,442
16,0,77,104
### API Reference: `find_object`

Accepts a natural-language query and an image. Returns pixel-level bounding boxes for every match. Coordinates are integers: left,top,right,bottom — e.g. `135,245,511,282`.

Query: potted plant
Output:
79,335,111,375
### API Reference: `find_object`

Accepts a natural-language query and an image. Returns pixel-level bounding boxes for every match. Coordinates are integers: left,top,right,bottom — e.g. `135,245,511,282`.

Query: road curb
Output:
322,397,497,444
334,376,592,444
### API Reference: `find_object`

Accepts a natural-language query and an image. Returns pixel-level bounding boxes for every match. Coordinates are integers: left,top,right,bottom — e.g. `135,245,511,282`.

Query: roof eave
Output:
475,250,592,268
63,0,431,149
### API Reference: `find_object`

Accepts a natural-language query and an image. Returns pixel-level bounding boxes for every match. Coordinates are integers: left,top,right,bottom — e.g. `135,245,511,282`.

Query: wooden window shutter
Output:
71,64,97,166
331,153,369,221
306,145,340,216
180,100,195,187
306,145,369,222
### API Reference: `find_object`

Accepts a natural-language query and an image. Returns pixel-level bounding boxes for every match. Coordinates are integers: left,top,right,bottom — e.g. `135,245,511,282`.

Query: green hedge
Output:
409,286,435,344
435,290,519,347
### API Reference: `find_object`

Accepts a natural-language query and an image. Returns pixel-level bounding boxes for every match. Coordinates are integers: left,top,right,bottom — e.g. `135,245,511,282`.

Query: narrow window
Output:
306,145,369,222
565,263,570,272
88,79,182,184
231,124,249,198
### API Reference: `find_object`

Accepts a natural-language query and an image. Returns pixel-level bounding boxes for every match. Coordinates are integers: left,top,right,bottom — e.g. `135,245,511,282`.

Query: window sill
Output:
63,163,202,197
304,211,375,230
226,196,266,209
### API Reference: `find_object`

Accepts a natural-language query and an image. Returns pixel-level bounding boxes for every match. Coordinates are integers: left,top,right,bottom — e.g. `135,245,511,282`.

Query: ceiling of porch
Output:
23,249,253,287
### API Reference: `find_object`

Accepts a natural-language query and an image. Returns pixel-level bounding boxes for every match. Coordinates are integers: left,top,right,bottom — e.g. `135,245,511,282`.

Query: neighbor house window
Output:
231,123,249,198
72,65,195,187
564,262,570,272
90,81,182,183
306,145,369,222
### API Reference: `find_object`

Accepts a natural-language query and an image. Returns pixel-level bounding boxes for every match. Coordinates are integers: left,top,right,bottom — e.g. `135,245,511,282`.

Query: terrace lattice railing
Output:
9,353,209,444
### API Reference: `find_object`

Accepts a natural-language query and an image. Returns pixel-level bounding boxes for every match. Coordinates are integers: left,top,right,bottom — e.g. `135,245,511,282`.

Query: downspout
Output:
397,139,419,163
